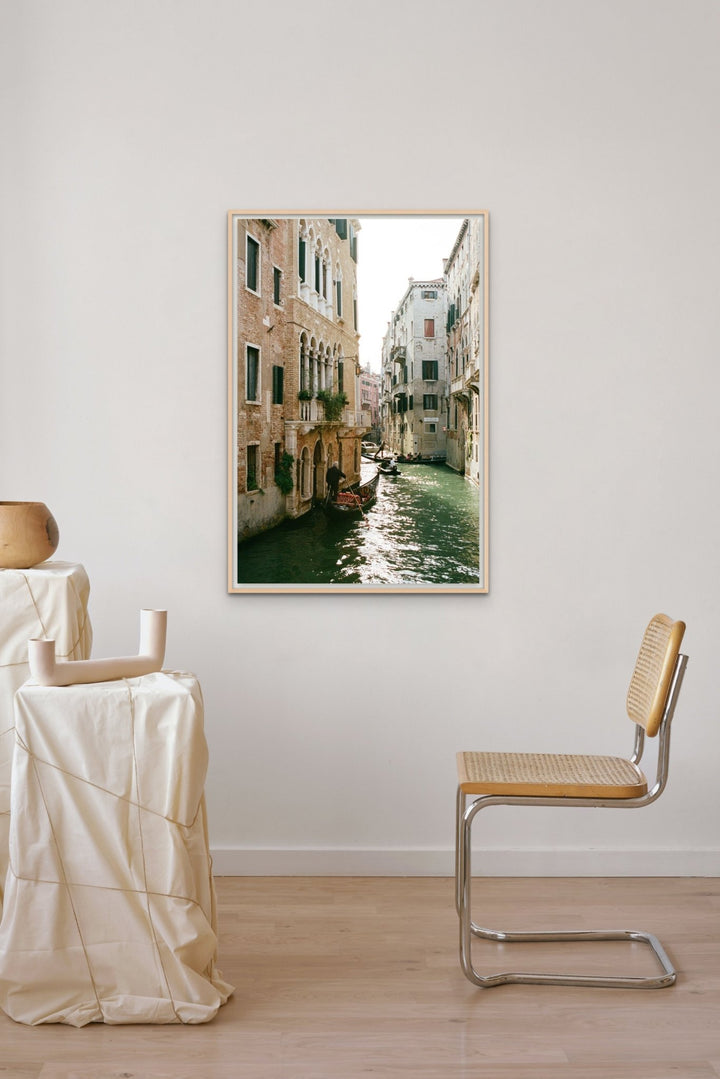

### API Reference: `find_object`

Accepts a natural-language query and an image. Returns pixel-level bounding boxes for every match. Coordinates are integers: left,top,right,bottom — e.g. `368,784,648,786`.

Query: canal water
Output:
237,463,480,587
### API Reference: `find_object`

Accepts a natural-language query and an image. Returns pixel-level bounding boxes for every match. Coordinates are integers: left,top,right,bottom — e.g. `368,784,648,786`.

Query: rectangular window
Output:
427,423,437,433
423,394,438,411
299,237,306,282
353,295,358,330
246,345,260,402
422,360,438,380
334,218,347,239
246,445,258,491
422,290,437,299
274,442,282,472
273,266,282,305
336,279,343,317
424,318,434,338
408,394,413,411
272,365,284,405
314,255,321,292
349,223,357,262
338,361,344,394
246,235,260,293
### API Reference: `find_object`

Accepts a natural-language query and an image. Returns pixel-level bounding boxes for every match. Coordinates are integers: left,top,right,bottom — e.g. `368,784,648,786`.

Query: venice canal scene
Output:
230,214,487,590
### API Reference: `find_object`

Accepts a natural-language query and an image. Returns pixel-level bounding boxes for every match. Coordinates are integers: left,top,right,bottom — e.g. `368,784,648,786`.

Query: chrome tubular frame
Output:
455,653,688,989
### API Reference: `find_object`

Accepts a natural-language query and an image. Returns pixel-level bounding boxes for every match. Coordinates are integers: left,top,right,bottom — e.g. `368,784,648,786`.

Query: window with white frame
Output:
336,280,342,317
246,345,260,402
246,234,260,294
299,235,307,282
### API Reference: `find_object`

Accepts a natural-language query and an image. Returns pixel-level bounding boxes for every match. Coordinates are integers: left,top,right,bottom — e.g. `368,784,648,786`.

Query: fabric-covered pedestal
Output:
0,670,233,1026
0,562,92,911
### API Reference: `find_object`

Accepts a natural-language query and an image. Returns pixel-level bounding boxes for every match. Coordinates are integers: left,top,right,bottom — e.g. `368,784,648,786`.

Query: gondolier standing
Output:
326,461,346,500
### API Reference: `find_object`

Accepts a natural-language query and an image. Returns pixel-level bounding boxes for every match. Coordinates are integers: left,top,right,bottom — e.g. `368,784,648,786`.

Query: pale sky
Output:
355,216,466,372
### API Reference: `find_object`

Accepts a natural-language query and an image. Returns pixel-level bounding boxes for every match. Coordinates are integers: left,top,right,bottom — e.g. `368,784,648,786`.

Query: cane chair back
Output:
627,614,686,737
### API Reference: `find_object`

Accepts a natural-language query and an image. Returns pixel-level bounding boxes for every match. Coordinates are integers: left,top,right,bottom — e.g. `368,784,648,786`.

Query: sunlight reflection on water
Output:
237,464,480,586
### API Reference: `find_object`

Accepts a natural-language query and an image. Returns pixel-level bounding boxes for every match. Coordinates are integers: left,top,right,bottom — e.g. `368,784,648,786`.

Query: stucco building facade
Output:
358,363,381,442
380,279,448,460
444,217,485,485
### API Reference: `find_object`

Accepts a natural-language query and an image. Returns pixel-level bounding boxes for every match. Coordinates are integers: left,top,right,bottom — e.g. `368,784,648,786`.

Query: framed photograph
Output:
227,211,488,593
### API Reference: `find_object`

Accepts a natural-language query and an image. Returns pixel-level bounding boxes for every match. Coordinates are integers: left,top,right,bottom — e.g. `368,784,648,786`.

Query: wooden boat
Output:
327,472,380,516
377,459,400,475
396,453,446,465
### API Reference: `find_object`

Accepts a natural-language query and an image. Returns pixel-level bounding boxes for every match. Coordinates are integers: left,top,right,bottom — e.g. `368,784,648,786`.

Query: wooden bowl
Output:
0,502,59,569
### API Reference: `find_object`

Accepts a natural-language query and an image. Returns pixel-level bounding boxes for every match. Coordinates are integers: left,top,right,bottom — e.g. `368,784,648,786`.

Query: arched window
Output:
309,337,318,395
316,340,325,392
300,447,312,499
314,241,322,294
324,345,332,391
298,221,309,284
322,248,330,299
299,333,308,392
334,263,343,318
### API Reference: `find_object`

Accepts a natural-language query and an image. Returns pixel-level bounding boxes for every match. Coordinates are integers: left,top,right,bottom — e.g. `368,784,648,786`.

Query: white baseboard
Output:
210,848,720,877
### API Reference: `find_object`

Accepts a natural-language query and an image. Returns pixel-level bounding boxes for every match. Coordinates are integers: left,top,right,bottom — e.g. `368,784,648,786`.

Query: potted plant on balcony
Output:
317,390,348,422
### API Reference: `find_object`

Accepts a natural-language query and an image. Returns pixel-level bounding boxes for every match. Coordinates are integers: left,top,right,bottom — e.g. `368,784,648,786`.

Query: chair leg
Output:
455,785,467,916
455,791,677,989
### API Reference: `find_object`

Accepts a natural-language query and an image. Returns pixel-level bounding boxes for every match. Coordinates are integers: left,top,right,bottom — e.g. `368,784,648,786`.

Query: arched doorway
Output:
313,439,324,502
300,447,311,500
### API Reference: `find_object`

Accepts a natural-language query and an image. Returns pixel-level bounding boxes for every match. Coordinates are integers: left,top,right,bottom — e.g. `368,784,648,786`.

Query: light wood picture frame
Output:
228,211,489,593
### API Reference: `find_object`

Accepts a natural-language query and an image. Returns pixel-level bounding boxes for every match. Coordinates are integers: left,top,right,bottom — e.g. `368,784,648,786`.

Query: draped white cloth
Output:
0,670,233,1025
0,562,92,912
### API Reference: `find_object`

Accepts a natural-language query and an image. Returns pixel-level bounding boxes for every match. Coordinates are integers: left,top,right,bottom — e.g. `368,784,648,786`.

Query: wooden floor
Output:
1,876,720,1078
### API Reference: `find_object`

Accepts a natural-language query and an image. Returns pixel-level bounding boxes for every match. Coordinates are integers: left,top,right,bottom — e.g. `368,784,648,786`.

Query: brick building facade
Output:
233,217,368,542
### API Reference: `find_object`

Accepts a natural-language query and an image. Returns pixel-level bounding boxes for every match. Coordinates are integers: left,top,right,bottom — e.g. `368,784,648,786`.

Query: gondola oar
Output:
342,483,369,526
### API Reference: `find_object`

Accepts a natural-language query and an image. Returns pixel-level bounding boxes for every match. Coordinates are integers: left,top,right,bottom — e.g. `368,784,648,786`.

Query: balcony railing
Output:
298,400,370,428
299,398,323,422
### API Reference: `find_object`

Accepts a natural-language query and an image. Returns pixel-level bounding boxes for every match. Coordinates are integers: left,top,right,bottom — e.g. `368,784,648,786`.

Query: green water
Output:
236,464,480,587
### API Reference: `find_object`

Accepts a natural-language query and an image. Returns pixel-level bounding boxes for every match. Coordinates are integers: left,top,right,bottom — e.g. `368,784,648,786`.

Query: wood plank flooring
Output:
1,876,719,1078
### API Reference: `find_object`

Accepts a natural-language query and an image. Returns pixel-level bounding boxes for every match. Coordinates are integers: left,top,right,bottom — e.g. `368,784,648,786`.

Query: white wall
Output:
1,0,718,875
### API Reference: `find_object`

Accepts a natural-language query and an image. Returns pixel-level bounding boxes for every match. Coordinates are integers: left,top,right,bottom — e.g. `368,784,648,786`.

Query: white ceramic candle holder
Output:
28,609,167,687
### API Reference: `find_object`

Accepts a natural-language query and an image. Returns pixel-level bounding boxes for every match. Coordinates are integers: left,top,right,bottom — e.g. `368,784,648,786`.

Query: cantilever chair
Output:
455,613,688,989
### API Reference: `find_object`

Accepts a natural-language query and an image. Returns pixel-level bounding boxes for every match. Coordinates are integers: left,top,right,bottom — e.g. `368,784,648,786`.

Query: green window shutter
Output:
272,365,284,405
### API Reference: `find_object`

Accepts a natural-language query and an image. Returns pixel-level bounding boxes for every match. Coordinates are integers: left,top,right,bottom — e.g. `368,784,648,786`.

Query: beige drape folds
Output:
0,671,233,1025
0,562,92,911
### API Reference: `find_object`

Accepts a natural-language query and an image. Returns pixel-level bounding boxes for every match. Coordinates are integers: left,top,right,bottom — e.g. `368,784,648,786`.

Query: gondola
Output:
377,459,401,475
327,471,380,517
